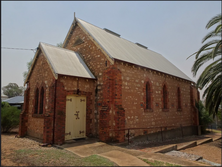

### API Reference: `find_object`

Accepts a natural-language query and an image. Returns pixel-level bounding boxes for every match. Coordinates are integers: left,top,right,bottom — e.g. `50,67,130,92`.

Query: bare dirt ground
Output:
1,128,221,166
1,129,31,166
181,139,221,164
1,132,117,166
122,132,222,165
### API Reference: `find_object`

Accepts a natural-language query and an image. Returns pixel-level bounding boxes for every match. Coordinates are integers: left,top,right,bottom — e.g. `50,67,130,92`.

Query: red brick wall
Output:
115,60,196,136
99,65,125,142
53,75,95,144
19,85,30,137
190,85,199,126
26,52,55,140
63,23,200,141
20,49,96,144
64,24,112,136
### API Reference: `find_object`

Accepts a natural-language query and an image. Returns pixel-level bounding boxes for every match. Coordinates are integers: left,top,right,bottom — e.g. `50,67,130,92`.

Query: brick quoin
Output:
19,85,30,137
99,65,125,142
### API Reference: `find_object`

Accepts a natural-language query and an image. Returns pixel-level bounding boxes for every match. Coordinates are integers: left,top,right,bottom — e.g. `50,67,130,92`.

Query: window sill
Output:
144,109,153,112
32,114,44,118
162,109,169,112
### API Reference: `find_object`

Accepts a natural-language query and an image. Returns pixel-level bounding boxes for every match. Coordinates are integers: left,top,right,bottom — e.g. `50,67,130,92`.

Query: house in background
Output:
1,94,8,101
3,96,24,110
19,15,199,145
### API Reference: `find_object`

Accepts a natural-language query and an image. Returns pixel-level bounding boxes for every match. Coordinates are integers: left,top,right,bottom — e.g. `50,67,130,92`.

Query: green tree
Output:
23,58,33,82
188,14,222,118
56,42,63,47
2,83,24,98
1,102,20,133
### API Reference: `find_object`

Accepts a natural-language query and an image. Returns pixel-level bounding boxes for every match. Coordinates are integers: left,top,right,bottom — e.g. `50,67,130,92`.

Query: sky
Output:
1,1,221,99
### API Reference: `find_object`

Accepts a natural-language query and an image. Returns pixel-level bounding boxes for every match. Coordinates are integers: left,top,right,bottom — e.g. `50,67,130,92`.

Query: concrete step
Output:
177,141,197,150
197,138,213,145
153,144,177,153
212,136,221,141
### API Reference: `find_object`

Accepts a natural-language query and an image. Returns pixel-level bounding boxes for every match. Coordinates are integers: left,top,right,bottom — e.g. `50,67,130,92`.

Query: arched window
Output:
34,88,39,114
177,87,181,110
146,82,151,109
39,87,44,114
163,85,167,109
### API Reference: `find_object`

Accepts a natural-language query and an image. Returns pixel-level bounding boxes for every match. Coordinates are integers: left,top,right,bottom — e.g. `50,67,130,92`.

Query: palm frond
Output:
187,47,214,60
191,51,221,76
206,14,221,29
212,40,222,59
189,14,221,118
215,24,222,34
194,40,219,59
202,30,221,43
196,61,222,88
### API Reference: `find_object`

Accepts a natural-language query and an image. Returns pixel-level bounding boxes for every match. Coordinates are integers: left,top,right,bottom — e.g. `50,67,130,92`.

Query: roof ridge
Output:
76,18,158,53
39,42,75,53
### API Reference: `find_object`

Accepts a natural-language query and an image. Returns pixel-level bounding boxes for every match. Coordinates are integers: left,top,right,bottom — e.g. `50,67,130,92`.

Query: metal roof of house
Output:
40,42,95,79
76,18,192,82
3,96,24,104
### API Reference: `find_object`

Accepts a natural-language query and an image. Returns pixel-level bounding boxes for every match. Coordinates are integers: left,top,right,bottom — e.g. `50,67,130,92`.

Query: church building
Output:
19,15,199,145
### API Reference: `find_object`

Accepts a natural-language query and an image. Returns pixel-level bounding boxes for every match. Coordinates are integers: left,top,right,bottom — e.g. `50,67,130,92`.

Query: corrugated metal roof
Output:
76,18,192,82
3,96,24,104
40,42,95,79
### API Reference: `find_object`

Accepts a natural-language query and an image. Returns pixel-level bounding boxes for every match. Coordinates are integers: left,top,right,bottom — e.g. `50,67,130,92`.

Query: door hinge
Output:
79,131,84,134
65,132,71,135
66,98,72,102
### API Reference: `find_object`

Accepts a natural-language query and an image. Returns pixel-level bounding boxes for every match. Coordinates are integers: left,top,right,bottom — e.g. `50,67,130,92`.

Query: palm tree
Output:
188,14,222,118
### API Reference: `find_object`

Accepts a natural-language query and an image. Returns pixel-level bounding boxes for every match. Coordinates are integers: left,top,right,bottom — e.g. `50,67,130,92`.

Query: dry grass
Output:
1,133,117,166
12,148,117,166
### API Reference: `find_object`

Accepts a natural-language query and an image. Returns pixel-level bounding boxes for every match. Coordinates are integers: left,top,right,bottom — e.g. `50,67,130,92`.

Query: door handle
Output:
74,111,80,119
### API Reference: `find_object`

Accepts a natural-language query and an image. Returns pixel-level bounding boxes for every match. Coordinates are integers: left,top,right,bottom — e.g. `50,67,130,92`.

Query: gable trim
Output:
62,20,76,48
24,48,40,86
62,17,114,65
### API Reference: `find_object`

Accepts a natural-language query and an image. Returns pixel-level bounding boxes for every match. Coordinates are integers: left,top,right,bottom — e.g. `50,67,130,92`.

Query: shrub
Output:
196,101,213,133
1,102,20,133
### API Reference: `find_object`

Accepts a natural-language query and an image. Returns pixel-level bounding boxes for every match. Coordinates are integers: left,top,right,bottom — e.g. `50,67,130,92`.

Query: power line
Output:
1,47,37,52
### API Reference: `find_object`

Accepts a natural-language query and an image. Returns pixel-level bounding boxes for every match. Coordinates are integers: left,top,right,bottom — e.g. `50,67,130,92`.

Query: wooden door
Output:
65,95,86,140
